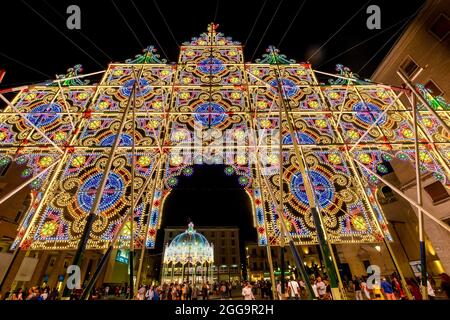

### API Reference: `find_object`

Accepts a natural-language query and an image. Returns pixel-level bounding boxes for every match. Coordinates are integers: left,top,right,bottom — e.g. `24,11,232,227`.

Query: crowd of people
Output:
2,272,449,300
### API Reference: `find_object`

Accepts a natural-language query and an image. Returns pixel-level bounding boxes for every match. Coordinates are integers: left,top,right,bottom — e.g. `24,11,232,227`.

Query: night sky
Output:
0,0,425,252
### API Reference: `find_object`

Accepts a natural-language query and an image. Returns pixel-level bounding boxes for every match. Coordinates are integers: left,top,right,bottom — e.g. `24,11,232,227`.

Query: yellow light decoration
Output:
328,153,341,165
419,151,432,163
351,216,367,231
231,92,241,99
160,70,170,76
347,130,360,140
229,77,239,84
170,155,183,166
402,128,413,138
152,101,163,109
147,120,159,129
77,92,89,100
260,119,272,128
39,156,53,168
422,118,433,128
234,129,245,140
88,120,102,130
358,153,372,164
54,131,67,141
267,154,279,165
173,131,186,141
71,155,86,167
179,92,190,99
25,93,37,101
236,155,247,165
138,156,151,167
112,69,124,76
257,101,268,109
98,101,109,110
315,119,327,128
308,100,319,108
182,77,192,84
41,221,57,237
0,132,7,141
328,92,340,100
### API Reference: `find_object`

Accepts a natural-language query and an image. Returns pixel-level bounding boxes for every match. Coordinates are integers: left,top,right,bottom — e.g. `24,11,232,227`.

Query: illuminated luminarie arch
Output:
0,23,449,252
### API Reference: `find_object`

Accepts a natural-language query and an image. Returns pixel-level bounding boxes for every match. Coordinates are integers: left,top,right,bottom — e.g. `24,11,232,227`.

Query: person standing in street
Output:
440,273,450,299
316,277,327,300
287,278,300,300
381,277,396,300
354,277,363,300
242,282,255,300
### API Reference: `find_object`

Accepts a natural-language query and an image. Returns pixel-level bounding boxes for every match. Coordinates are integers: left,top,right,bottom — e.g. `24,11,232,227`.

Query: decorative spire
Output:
255,46,296,64
125,45,167,64
328,64,371,85
416,84,450,111
54,64,89,86
207,22,219,35
187,222,195,234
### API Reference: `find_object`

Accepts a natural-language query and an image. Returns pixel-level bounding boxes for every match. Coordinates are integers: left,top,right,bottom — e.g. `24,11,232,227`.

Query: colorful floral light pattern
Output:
3,24,448,251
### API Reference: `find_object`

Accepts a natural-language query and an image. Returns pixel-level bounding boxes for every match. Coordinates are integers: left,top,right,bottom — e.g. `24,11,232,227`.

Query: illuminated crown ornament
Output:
125,45,167,64
416,83,450,111
163,222,214,265
255,46,296,64
183,23,241,46
54,64,90,86
328,64,370,85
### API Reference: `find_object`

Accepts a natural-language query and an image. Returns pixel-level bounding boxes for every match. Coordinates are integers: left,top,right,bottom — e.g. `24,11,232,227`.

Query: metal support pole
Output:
64,81,137,297
410,93,428,299
280,247,286,294
270,49,341,299
256,159,315,300
128,76,138,299
79,157,161,299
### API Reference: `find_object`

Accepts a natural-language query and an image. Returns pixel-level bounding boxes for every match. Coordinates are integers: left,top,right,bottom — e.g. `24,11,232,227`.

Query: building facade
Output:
162,226,241,283
371,0,450,274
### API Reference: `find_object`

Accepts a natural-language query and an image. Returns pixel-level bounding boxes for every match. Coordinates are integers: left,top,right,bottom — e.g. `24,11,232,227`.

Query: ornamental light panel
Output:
2,24,449,251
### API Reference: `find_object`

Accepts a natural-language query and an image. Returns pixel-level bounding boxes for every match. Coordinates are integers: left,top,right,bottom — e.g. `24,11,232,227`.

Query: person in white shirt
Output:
242,283,255,300
145,286,154,300
276,281,283,300
360,278,371,300
427,280,436,300
312,282,319,299
316,277,327,299
287,278,300,299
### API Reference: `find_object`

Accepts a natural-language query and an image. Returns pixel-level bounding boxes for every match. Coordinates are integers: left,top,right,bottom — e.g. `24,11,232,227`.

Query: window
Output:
424,181,450,203
15,193,32,223
231,248,236,255
221,239,225,246
211,232,215,238
231,239,235,246
362,260,371,270
221,257,226,264
400,56,420,78
221,248,225,254
425,80,443,97
231,232,235,238
429,14,450,40
221,231,225,237
443,217,450,227
252,249,257,257
253,262,257,270
232,257,236,264
260,262,264,270
169,231,173,237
